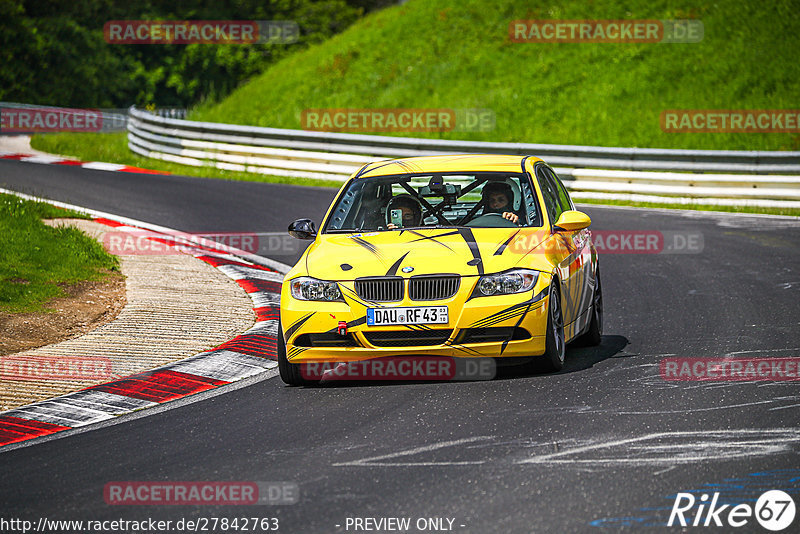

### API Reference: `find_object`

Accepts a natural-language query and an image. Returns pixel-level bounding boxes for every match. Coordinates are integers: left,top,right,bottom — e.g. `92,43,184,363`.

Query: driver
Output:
481,181,520,224
385,194,423,229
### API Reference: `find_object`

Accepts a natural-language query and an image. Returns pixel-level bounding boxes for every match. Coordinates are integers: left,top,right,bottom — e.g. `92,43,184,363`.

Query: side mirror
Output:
288,218,317,240
553,210,591,232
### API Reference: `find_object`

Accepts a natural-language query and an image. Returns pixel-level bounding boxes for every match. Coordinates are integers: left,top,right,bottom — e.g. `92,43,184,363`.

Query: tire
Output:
538,279,566,372
277,320,317,386
575,268,603,347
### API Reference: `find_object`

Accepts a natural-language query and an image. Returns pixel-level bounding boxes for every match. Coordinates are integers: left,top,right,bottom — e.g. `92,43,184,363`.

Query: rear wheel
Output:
575,268,603,346
277,320,317,386
538,280,566,372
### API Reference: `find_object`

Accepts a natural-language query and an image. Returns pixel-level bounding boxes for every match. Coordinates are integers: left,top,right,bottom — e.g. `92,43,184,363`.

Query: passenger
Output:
481,182,520,224
385,194,423,229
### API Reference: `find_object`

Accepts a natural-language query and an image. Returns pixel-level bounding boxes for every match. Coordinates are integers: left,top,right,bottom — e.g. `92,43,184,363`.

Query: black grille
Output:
294,333,359,347
457,327,531,344
409,275,460,301
355,277,404,302
364,329,453,347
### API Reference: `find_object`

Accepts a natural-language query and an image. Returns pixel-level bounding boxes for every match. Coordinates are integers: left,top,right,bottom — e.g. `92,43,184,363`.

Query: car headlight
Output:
290,277,344,302
475,269,539,296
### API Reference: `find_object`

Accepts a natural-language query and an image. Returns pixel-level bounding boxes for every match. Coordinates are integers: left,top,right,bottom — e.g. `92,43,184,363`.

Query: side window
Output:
535,165,562,224
518,177,542,227
548,168,573,213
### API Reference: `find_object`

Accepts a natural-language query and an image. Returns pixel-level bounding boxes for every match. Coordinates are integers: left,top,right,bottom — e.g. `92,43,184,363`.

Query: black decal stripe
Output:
285,313,315,340
472,308,529,329
357,159,421,179
353,163,370,178
400,324,435,332
452,346,483,357
339,285,379,308
394,160,423,173
538,285,550,300
470,310,524,329
500,300,536,355
457,227,484,275
352,236,382,258
409,230,460,238
468,292,547,328
407,230,457,251
468,301,530,328
385,252,410,276
355,159,405,178
494,230,520,256
446,342,484,356
287,346,309,358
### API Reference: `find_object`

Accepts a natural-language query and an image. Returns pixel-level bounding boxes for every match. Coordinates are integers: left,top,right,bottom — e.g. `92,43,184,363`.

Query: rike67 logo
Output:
669,490,796,531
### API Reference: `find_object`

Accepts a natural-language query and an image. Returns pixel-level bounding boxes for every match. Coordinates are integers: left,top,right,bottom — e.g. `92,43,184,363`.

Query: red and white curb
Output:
0,190,289,449
0,152,169,175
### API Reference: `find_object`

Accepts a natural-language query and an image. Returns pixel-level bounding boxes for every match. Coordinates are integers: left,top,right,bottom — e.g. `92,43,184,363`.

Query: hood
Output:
304,227,554,280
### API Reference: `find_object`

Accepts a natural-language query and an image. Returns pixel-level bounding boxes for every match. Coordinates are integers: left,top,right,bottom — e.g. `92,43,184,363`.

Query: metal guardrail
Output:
127,106,800,208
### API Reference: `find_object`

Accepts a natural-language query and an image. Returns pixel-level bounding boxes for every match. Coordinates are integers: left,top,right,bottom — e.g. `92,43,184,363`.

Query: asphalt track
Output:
1,159,800,533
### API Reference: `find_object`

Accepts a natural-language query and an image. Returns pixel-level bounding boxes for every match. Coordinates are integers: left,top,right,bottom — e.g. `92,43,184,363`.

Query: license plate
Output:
367,306,448,326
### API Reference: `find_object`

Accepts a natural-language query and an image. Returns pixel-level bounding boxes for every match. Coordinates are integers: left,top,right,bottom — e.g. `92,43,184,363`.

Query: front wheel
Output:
538,280,566,372
277,320,317,386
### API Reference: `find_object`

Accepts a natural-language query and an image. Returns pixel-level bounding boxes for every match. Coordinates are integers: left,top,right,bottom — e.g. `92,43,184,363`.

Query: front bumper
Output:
281,275,551,363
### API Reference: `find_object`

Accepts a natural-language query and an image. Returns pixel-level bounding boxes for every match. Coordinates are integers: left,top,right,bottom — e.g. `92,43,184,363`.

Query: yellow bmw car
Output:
278,155,602,385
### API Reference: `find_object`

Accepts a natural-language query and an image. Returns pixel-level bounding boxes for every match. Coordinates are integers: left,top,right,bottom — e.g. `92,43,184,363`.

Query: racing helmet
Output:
385,194,423,226
481,179,521,211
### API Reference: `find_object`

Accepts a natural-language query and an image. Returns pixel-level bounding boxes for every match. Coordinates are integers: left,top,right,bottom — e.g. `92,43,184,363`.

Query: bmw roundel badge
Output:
402,266,414,273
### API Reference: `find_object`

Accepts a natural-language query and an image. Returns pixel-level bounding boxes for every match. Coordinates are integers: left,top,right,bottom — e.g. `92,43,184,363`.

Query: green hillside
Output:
193,0,800,151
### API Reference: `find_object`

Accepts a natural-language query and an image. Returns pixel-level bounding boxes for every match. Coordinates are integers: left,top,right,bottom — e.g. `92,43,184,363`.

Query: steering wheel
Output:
465,212,518,228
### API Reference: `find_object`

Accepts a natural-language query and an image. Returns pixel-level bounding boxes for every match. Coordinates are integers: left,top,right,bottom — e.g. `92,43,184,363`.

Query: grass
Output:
30,133,345,189
193,0,800,151
0,193,121,313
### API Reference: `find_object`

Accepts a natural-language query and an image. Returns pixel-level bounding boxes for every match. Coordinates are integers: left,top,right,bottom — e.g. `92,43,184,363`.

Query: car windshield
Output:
324,172,541,233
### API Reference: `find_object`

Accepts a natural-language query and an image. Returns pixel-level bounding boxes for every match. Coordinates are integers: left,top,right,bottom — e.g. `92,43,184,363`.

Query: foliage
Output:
0,0,389,107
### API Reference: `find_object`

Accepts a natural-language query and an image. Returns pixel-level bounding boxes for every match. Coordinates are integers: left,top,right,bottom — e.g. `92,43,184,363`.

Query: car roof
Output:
355,154,544,179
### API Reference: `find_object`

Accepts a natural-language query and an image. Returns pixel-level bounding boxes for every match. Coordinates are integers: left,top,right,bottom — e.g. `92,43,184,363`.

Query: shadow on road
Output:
282,334,631,388
494,334,630,380
562,334,631,373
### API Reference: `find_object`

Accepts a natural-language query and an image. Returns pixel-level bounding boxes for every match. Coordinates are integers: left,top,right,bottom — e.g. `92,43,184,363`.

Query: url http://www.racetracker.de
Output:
0,517,281,533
